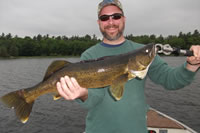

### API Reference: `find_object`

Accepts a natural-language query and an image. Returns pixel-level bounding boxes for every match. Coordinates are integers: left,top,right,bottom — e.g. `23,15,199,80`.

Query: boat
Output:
147,108,197,133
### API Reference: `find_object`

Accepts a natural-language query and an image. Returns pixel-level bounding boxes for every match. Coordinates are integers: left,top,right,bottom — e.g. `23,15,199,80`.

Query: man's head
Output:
98,0,124,17
97,0,126,42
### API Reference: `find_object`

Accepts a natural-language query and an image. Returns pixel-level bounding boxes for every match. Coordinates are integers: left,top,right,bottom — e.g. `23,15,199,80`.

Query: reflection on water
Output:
0,57,199,133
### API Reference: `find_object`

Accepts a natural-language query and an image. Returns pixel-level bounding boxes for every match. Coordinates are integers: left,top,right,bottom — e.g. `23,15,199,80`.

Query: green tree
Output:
9,44,19,56
0,46,9,57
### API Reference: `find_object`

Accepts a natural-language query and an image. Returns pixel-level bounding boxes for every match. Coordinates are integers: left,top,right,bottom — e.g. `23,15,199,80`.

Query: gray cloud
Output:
0,0,199,37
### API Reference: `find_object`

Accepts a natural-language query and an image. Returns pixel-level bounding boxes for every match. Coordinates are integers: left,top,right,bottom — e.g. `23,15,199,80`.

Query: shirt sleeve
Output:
148,55,196,90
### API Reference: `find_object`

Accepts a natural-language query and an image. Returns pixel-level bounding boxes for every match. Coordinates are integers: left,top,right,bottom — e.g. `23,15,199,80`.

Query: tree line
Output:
0,29,200,57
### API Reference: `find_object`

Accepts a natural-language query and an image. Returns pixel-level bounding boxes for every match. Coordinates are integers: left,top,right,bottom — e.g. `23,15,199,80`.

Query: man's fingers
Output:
56,82,69,100
56,76,88,101
190,45,200,58
64,76,76,93
71,77,81,89
60,77,75,99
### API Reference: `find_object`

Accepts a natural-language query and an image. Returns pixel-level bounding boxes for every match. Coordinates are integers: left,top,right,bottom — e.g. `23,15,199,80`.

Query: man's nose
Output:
108,17,114,24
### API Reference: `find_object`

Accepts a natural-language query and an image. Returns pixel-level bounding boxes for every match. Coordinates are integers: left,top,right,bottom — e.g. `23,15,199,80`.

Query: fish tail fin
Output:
0,90,34,123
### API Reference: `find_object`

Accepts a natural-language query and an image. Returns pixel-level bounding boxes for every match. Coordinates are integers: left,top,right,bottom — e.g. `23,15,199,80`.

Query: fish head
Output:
128,43,156,72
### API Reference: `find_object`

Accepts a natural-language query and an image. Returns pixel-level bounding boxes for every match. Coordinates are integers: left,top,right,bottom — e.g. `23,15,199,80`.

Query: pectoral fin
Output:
109,74,128,101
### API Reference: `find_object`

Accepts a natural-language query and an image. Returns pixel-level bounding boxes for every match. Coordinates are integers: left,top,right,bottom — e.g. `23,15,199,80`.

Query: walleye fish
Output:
0,44,156,123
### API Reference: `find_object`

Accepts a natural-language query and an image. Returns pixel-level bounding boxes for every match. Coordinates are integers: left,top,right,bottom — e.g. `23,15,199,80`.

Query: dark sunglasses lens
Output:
112,14,122,20
99,15,110,21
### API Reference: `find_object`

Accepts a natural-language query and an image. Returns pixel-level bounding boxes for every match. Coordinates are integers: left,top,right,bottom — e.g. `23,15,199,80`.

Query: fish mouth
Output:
148,44,156,58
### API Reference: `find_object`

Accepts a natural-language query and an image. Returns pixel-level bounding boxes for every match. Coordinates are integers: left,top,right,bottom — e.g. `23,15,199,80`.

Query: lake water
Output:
0,57,199,133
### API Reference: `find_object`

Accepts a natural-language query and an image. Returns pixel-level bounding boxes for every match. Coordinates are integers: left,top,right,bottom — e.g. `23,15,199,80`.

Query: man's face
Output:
98,5,125,41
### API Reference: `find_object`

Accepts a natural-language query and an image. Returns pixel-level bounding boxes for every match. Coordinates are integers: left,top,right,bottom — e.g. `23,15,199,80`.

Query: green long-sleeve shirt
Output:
77,40,196,133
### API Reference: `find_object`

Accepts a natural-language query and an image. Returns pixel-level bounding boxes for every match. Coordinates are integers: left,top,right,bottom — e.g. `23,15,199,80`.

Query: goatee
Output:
100,24,125,41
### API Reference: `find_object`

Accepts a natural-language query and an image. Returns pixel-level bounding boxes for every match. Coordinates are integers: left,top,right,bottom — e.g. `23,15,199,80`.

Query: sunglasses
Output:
99,13,123,21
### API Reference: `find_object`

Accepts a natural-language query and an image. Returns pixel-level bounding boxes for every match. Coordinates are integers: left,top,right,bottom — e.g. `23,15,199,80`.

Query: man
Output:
56,0,200,132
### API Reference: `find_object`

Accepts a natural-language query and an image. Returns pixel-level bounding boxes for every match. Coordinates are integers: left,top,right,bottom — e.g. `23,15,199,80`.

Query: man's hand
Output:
56,76,88,101
186,45,200,72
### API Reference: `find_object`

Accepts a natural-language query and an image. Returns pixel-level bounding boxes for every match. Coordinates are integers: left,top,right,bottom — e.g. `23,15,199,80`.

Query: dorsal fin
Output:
43,60,71,81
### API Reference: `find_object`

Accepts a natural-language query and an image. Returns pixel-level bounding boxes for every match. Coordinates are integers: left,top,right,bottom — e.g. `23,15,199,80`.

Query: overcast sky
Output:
0,0,200,38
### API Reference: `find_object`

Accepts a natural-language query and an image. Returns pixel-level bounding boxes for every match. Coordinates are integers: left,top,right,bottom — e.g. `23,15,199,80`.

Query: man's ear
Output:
123,16,126,23
97,19,100,25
